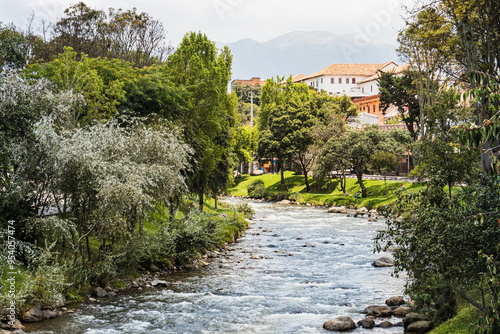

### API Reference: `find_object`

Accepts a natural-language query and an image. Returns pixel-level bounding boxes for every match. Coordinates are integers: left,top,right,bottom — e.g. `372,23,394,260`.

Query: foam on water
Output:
25,200,406,334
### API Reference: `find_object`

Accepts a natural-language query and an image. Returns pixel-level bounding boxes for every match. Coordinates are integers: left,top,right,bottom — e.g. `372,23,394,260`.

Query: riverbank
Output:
0,200,253,332
19,200,408,333
229,171,422,209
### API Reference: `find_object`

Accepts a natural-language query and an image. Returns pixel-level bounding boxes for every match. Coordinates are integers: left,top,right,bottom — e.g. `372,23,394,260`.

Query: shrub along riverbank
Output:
0,200,253,326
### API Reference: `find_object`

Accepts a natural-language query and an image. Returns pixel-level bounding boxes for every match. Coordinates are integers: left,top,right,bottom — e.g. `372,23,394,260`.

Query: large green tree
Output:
0,24,31,70
259,77,324,191
164,32,235,209
378,70,420,140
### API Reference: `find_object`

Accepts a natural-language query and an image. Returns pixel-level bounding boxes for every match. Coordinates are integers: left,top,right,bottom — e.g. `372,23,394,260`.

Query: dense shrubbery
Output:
247,179,267,198
376,176,500,326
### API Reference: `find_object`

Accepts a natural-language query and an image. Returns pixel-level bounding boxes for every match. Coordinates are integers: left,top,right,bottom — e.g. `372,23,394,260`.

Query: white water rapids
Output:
25,199,407,334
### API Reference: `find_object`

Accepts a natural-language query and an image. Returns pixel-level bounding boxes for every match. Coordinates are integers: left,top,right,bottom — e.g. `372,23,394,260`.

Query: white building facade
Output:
295,62,399,98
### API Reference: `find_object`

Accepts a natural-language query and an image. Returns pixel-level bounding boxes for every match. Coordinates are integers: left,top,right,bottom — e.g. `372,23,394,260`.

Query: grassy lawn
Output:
429,303,481,334
228,171,422,209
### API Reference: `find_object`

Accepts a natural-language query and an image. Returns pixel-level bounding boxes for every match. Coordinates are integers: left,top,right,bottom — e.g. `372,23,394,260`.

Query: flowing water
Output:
25,200,406,334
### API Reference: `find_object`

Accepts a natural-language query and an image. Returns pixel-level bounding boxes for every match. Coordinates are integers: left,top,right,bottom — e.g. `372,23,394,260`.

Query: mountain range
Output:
218,31,400,80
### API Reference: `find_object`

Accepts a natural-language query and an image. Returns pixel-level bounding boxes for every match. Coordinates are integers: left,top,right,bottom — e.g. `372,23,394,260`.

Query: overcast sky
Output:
0,0,416,46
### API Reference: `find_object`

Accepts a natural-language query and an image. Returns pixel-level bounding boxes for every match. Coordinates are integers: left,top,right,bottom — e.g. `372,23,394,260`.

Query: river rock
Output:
42,309,59,320
386,296,406,306
404,313,430,327
393,306,411,317
0,330,12,334
327,206,347,214
278,199,291,205
357,207,368,214
250,254,264,259
323,316,356,331
22,307,43,323
150,265,160,272
406,320,433,333
357,317,375,328
378,321,393,328
363,305,393,317
13,319,25,330
95,287,108,298
372,256,395,267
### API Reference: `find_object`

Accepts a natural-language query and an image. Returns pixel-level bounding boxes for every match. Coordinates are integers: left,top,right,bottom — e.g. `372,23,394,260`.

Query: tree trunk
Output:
86,236,91,262
198,190,204,212
357,172,367,198
299,160,310,192
278,159,289,191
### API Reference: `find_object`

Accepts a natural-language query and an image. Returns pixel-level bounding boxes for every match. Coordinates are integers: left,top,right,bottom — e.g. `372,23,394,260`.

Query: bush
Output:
247,179,267,198
266,191,301,202
234,203,255,219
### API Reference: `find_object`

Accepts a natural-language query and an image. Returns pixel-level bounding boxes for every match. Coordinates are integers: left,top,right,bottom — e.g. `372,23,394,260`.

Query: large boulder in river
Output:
405,320,433,333
357,317,375,328
22,307,43,323
372,256,395,267
386,296,406,306
363,305,393,317
327,206,347,214
323,316,356,331
393,306,411,317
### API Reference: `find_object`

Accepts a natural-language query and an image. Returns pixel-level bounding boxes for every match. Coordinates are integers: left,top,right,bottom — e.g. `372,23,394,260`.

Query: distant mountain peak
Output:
222,30,398,80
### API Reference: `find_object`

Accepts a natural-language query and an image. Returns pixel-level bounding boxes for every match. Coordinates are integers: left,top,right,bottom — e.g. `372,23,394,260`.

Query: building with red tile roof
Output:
231,77,267,87
293,62,399,98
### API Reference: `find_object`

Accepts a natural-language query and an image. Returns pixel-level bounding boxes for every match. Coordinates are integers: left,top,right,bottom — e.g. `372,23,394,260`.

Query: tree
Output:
0,72,80,225
15,117,192,281
232,81,262,105
378,70,420,140
37,2,171,67
370,151,399,196
164,32,235,210
105,7,172,66
259,77,323,191
25,47,125,125
344,126,400,198
315,138,350,194
0,24,31,70
376,175,500,324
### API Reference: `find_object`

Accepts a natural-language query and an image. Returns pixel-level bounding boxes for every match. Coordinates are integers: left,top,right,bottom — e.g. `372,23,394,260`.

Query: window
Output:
346,78,350,84
338,78,342,84
331,78,334,84
352,78,356,84
362,87,364,93
371,85,373,92
372,105,375,113
321,78,323,84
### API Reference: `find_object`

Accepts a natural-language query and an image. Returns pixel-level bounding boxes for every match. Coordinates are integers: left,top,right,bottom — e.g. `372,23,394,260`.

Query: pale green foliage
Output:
22,117,192,241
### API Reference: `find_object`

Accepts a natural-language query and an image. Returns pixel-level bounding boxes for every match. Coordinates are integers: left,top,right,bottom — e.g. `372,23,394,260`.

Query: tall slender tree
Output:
164,32,235,210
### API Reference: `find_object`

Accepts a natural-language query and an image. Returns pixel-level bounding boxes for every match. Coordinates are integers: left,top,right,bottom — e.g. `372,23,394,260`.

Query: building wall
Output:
303,75,367,97
353,94,384,125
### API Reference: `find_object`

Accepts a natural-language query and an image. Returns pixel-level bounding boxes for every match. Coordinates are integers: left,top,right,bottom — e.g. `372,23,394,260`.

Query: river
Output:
24,200,406,334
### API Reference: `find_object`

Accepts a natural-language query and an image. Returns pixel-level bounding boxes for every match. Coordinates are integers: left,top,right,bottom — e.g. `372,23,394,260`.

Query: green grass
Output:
430,303,480,334
229,171,423,209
